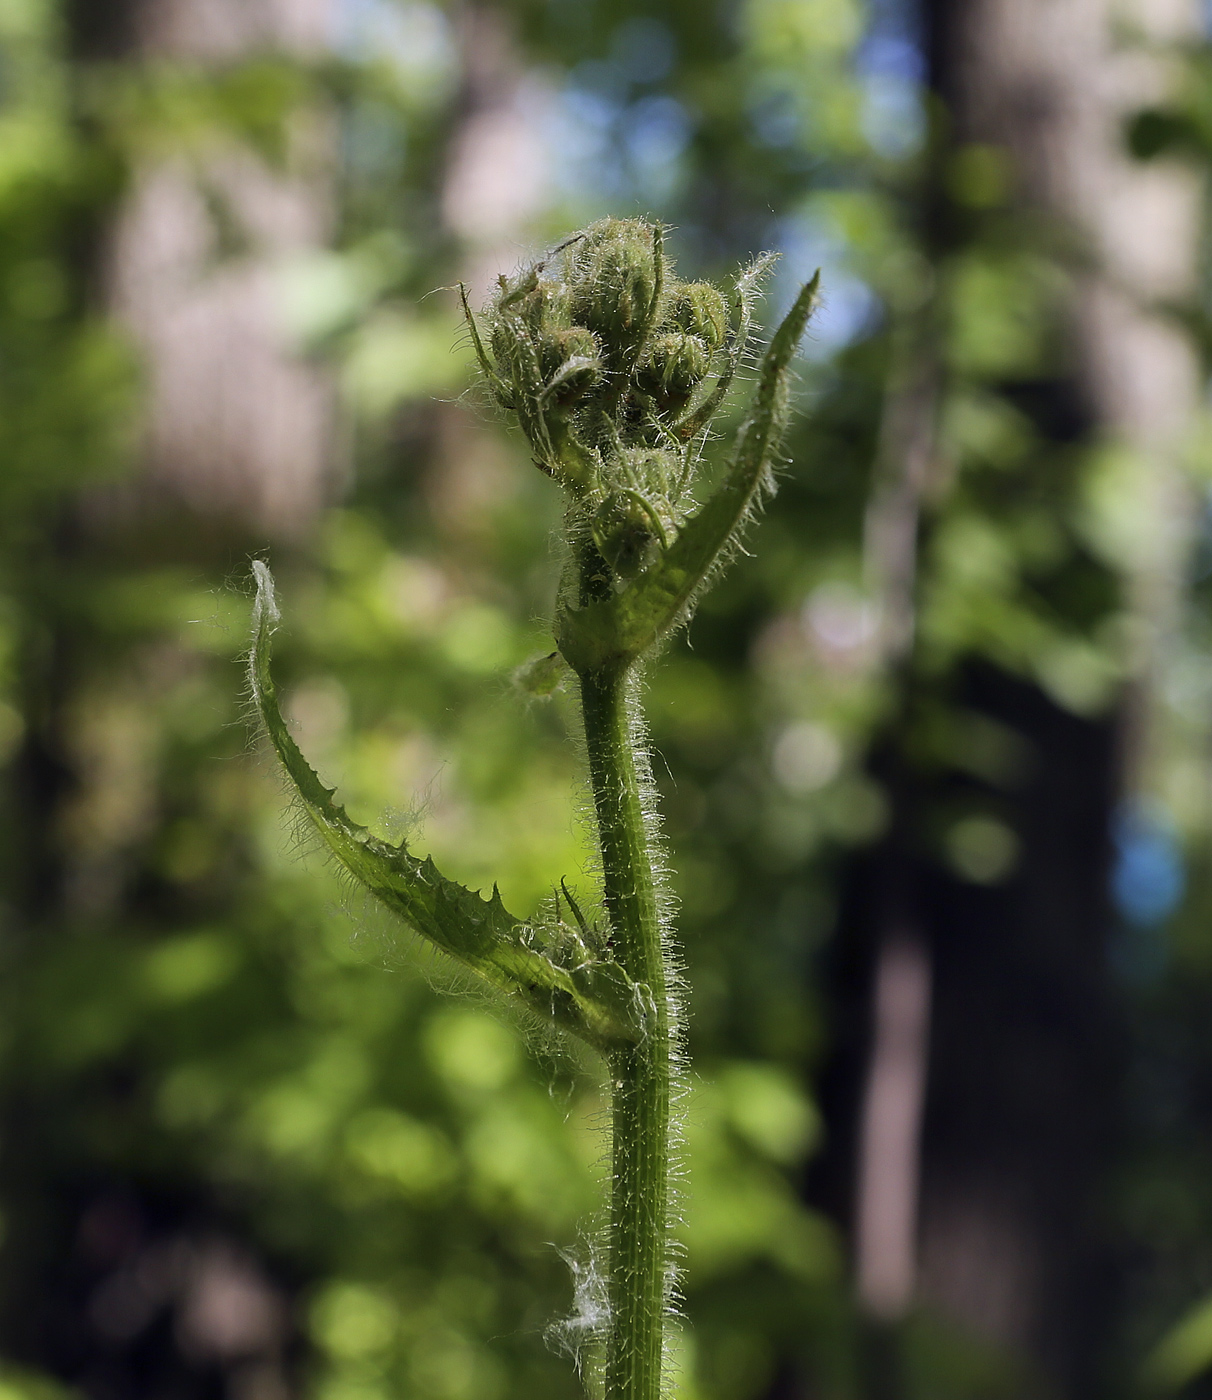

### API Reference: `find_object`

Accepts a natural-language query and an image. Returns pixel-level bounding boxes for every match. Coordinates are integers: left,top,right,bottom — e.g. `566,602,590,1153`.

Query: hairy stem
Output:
581,665,672,1400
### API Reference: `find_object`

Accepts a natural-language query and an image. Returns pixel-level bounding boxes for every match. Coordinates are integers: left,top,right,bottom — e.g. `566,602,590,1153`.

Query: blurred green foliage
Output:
0,3,851,1396
1,1,1212,1398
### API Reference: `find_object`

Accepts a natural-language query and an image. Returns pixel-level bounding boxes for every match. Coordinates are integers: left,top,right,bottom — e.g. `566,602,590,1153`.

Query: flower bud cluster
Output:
464,218,746,595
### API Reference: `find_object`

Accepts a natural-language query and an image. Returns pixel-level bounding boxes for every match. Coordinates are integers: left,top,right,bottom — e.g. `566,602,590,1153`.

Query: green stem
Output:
580,665,672,1400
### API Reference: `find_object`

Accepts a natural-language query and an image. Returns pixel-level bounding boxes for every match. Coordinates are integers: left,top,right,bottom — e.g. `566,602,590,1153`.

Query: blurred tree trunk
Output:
1,0,336,1386
929,0,1203,794
425,2,551,548
830,0,1203,1395
53,0,338,901
85,0,339,539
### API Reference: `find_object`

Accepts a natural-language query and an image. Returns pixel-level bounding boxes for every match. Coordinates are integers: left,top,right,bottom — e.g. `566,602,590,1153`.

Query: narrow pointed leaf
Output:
248,562,644,1049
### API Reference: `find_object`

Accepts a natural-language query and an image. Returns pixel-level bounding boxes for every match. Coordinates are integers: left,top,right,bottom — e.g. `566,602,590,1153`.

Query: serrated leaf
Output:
248,561,644,1050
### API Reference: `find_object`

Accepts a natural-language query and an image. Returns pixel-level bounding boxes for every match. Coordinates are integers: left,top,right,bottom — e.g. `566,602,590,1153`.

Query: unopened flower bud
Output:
498,269,572,336
462,218,774,508
635,332,709,408
592,490,670,579
569,218,663,365
541,326,604,406
616,447,679,496
487,273,581,414
489,317,523,382
669,282,728,353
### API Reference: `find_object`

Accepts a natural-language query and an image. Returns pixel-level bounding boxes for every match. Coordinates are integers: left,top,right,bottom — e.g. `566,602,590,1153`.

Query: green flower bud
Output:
461,220,788,509
615,447,679,496
497,268,572,335
669,282,729,353
591,489,671,580
486,273,587,419
635,332,709,409
541,326,604,406
490,273,570,374
540,325,595,376
568,218,664,365
489,317,524,382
